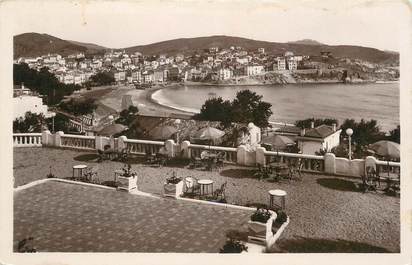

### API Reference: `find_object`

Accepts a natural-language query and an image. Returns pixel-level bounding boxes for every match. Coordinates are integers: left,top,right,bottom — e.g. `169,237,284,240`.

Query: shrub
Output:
165,172,181,184
220,238,248,253
250,208,272,223
274,210,288,228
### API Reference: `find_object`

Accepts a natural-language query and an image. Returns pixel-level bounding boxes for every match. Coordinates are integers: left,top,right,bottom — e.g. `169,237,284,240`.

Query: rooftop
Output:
13,147,400,253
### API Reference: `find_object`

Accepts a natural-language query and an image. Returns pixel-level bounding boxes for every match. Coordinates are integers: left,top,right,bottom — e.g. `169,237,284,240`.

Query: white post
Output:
237,145,247,166
181,141,191,159
118,135,127,151
324,153,336,174
165,139,175,157
54,131,64,147
256,146,267,166
42,130,52,146
364,156,378,176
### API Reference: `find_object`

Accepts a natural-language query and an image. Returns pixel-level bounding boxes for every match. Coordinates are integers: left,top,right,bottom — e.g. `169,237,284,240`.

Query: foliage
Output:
17,237,36,253
250,207,272,223
231,90,273,128
274,210,288,226
89,71,115,86
295,118,338,128
340,119,386,157
14,63,81,105
219,238,248,253
193,97,232,126
195,89,272,128
165,172,182,184
115,105,139,126
13,112,45,133
121,163,137,178
45,113,79,133
386,125,400,144
59,98,97,116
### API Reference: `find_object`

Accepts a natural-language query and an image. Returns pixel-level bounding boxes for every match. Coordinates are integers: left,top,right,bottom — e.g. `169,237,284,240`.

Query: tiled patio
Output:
14,181,250,252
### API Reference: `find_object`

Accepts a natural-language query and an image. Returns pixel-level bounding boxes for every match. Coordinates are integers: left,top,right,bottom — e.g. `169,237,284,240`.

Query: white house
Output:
297,124,341,155
275,57,286,71
245,64,264,76
218,68,233,80
13,93,55,120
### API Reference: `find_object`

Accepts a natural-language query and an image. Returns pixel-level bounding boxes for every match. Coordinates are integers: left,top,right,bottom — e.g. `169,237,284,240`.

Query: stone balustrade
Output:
13,133,42,147
13,132,400,179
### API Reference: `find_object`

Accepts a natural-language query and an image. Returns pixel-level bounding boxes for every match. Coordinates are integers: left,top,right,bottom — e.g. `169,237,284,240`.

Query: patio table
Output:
73,165,88,180
198,179,214,196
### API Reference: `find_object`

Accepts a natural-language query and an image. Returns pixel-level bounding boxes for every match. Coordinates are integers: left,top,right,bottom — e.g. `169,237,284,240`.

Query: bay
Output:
152,83,399,132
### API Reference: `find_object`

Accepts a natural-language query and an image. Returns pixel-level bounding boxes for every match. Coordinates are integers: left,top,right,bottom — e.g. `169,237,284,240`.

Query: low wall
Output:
13,132,400,179
335,158,365,178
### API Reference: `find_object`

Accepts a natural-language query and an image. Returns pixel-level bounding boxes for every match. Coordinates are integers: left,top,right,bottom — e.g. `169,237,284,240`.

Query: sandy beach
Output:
94,83,195,119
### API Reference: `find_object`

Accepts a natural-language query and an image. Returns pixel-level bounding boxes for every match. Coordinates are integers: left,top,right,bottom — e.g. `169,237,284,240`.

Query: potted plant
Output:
220,238,248,253
248,207,275,242
163,171,183,198
272,210,289,234
117,163,138,192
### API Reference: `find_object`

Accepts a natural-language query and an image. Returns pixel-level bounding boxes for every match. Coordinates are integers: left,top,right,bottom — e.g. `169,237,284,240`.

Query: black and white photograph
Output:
1,0,411,264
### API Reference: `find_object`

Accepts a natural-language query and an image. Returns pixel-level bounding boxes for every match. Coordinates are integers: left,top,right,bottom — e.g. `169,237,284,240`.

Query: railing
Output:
188,144,237,163
264,151,324,173
375,160,401,179
13,133,42,147
60,134,96,150
124,139,164,155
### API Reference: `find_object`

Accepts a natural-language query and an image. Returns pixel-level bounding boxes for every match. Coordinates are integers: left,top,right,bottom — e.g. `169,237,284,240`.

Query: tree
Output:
231,90,272,128
45,113,79,133
340,119,386,156
295,118,338,128
13,63,81,105
194,97,232,126
115,105,139,126
387,125,400,144
59,98,97,116
13,112,45,133
89,72,115,86
195,89,272,128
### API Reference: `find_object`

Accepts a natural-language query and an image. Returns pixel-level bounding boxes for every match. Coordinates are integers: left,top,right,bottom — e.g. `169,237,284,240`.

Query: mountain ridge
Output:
14,33,398,64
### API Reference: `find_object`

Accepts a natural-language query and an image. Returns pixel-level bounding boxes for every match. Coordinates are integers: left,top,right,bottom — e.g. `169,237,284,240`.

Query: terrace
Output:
14,145,400,253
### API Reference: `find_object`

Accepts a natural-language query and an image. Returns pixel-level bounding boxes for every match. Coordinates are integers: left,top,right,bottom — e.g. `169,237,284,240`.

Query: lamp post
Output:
346,128,353,160
174,119,181,143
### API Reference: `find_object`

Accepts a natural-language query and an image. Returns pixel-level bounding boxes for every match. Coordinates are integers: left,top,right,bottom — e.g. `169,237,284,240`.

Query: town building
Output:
245,64,264,76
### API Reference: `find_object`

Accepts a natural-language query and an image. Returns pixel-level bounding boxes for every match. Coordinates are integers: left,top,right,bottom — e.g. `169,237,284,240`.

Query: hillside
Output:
14,33,399,64
125,35,398,64
14,33,104,59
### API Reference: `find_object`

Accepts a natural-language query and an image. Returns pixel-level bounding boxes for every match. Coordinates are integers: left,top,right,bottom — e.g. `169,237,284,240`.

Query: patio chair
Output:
183,176,200,196
117,148,130,162
189,156,203,169
213,181,227,201
216,152,226,169
365,166,380,188
84,165,99,184
288,161,303,181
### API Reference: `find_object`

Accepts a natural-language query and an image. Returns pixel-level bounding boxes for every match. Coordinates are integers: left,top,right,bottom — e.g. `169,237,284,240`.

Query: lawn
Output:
13,147,400,252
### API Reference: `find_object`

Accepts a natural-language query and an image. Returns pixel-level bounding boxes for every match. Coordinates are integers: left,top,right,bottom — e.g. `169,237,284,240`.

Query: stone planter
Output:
117,175,137,192
266,216,290,251
247,211,276,246
163,180,184,198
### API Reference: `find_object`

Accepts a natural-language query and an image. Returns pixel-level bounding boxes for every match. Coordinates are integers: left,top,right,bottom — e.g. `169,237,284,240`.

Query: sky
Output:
6,0,410,51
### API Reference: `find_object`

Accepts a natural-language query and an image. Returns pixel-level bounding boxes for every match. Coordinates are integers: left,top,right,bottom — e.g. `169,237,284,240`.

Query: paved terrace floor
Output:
13,147,400,252
14,181,250,252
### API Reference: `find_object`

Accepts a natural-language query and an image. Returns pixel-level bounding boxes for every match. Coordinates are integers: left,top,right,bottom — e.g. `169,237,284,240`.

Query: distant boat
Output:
208,92,217,97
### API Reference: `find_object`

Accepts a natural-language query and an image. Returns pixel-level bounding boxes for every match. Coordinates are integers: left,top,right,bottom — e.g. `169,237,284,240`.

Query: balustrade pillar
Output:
324,153,336,174
181,141,191,159
364,156,378,176
54,131,64,147
236,145,247,166
165,139,175,157
256,146,267,166
118,136,127,151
